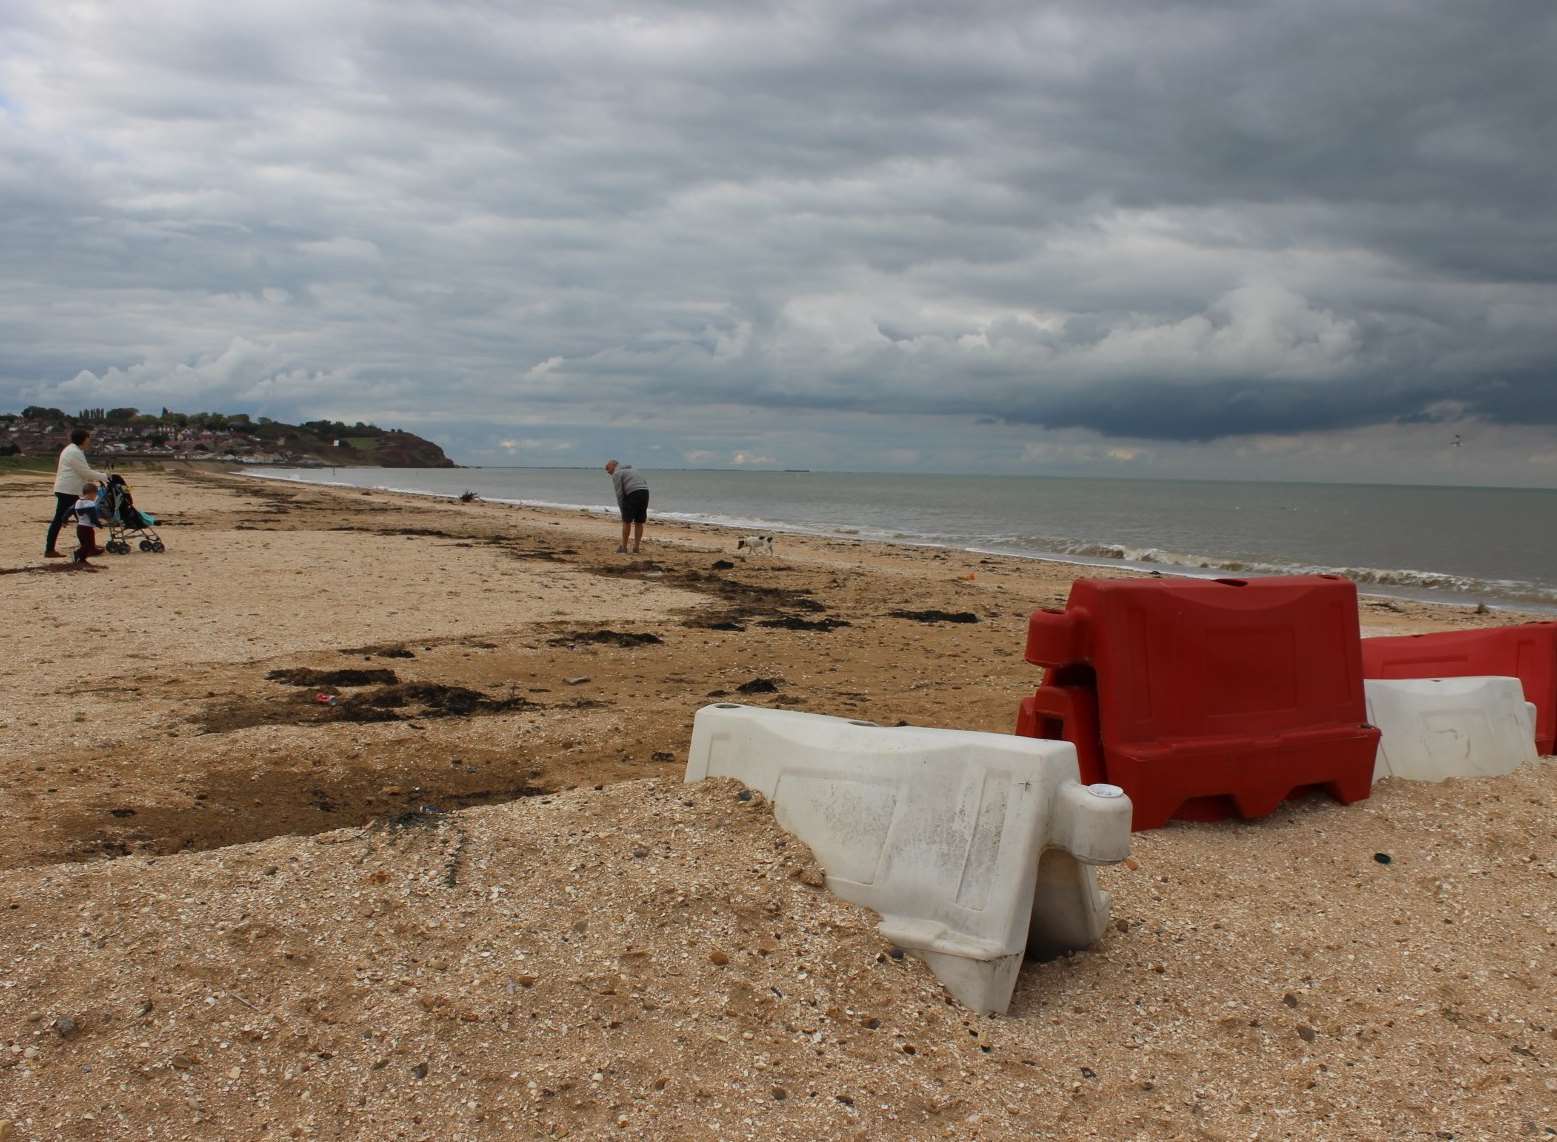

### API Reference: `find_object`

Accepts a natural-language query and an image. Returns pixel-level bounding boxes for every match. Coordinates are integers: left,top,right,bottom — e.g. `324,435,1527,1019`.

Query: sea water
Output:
251,467,1557,612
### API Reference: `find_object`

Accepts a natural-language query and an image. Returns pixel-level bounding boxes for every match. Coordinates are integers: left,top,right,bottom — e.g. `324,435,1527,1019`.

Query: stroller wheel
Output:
109,541,126,554
139,540,152,552
152,541,166,553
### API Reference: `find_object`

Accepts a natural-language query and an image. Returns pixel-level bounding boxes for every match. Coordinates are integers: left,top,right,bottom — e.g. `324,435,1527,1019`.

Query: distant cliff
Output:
2,407,458,468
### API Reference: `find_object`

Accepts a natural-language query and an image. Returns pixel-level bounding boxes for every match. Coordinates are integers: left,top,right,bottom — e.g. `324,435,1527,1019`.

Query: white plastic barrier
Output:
685,703,1132,1014
1365,677,1539,783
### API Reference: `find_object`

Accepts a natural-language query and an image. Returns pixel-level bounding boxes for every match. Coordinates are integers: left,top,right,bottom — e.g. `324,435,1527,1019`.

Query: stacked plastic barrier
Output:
1015,575,1380,830
1361,623,1556,756
685,703,1132,1015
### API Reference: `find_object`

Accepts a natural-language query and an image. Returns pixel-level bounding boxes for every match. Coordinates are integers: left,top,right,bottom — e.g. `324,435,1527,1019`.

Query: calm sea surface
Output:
253,467,1557,612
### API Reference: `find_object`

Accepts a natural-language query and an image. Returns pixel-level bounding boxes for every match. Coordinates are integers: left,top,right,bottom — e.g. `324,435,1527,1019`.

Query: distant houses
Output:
3,414,316,465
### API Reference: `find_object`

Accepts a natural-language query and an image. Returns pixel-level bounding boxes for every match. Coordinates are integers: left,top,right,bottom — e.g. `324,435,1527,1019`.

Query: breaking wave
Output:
996,537,1557,609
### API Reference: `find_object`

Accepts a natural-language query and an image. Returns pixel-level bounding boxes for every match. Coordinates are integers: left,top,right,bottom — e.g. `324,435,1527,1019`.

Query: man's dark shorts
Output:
620,489,650,524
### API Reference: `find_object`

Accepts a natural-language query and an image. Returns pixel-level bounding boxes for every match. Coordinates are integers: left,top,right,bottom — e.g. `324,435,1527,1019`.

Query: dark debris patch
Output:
266,667,401,687
676,575,828,630
546,629,664,648
339,683,528,721
888,609,979,624
757,616,850,632
338,643,416,658
195,682,535,734
380,806,446,830
777,595,827,613
327,525,467,540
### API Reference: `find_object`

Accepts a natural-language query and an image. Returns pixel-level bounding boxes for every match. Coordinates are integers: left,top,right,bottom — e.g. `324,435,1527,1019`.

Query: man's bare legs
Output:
618,519,631,553
631,520,643,553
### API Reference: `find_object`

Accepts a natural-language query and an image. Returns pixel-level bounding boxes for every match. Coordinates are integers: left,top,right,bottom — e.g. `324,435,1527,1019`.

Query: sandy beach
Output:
1,467,1553,1140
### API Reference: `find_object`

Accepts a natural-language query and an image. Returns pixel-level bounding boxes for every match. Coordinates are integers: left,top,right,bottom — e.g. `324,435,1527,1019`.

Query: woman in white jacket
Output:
46,427,107,558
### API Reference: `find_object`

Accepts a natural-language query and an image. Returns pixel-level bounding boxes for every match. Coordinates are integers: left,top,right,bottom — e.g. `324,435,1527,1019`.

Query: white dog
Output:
736,534,776,557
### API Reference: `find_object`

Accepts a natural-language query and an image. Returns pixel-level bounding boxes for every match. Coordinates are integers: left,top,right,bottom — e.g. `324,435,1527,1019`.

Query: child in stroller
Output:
100,473,166,554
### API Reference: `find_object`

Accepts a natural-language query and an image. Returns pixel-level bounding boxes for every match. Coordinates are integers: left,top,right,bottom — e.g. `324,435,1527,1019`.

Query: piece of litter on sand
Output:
565,676,591,685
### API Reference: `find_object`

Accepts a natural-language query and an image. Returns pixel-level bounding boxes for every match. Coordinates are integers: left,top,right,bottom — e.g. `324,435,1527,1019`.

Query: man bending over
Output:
604,460,649,554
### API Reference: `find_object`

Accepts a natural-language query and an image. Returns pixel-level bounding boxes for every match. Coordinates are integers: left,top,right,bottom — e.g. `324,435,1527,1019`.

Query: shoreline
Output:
239,466,1555,617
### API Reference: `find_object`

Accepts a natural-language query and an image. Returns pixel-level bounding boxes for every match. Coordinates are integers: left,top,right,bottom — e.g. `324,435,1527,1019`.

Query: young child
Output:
72,481,105,564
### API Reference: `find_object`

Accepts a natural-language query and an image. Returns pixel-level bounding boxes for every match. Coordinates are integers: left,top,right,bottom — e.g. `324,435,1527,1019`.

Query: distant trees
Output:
65,407,142,422
299,418,388,440
11,405,288,433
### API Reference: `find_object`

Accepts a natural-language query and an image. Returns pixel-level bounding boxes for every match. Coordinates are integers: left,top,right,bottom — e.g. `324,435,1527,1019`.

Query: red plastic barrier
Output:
1361,623,1556,756
1016,684,1104,785
1017,575,1379,829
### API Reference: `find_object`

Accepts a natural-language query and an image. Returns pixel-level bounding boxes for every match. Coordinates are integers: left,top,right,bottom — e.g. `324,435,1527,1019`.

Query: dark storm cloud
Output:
991,370,1557,443
0,0,1553,473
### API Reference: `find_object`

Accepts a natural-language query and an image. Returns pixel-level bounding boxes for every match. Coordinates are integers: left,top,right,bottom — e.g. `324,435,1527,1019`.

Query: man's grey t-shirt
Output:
611,465,648,506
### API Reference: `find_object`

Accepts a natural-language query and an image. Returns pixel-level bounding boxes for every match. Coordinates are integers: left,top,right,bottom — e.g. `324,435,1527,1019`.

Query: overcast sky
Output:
2,1,1553,484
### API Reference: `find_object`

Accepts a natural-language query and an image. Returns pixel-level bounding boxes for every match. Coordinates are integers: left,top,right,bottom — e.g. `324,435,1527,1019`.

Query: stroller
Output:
100,473,166,554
